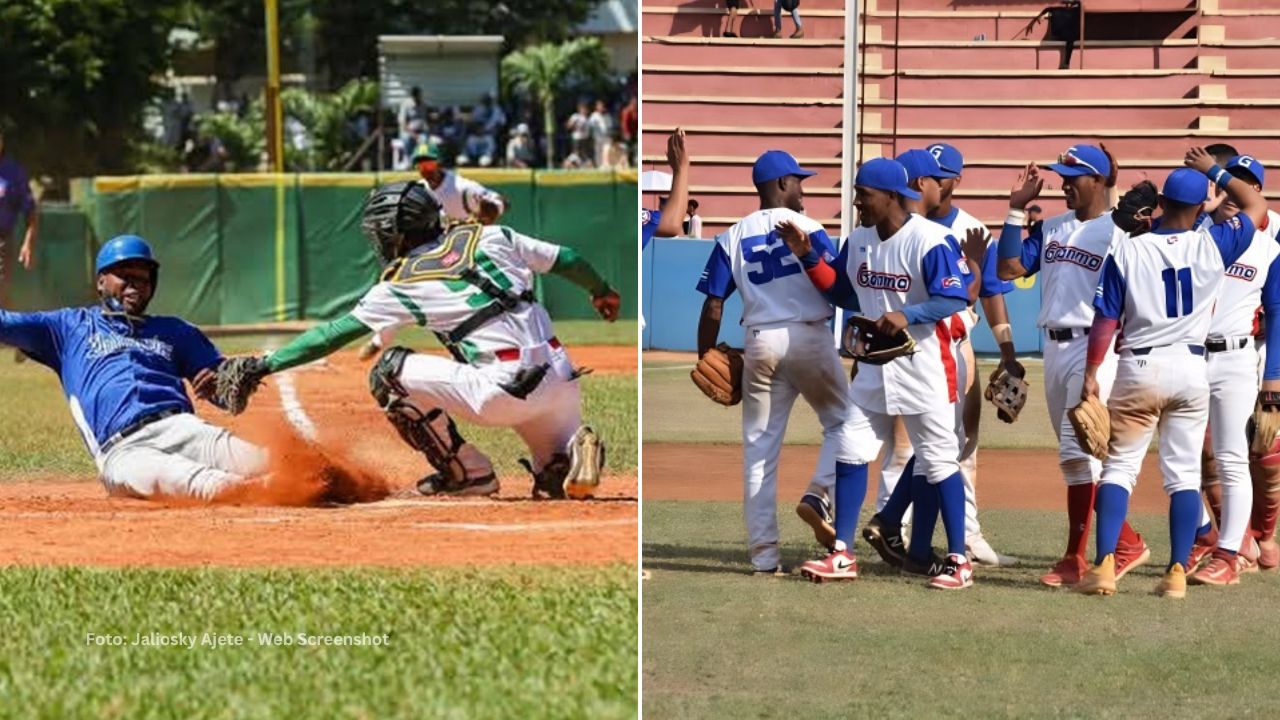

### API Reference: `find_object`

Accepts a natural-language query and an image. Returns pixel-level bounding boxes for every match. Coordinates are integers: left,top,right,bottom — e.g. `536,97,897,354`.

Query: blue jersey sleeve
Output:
921,243,970,301
1208,214,1257,269
998,222,1042,275
825,241,859,310
979,241,1015,297
695,242,736,299
1092,255,1127,320
1260,253,1280,380
641,209,661,249
0,309,62,366
173,321,223,380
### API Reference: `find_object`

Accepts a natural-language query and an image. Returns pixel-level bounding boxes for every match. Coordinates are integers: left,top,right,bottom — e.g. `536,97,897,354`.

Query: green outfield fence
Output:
3,170,637,326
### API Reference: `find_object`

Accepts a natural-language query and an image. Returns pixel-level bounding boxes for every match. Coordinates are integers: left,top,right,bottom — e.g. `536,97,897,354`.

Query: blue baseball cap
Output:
1162,167,1209,206
925,143,963,178
1046,145,1111,178
752,150,817,185
855,158,921,200
1226,155,1265,188
895,149,946,183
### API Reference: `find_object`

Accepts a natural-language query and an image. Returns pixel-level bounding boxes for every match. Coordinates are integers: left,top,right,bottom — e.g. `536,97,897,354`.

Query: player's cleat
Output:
752,566,786,578
862,514,907,568
1258,539,1280,571
796,492,836,549
1154,563,1188,599
416,472,498,497
1075,554,1117,596
564,425,605,499
1114,537,1152,581
966,534,1020,567
1186,537,1216,572
799,548,858,583
1188,549,1240,586
1238,536,1261,574
900,550,947,577
1040,554,1087,588
928,553,974,590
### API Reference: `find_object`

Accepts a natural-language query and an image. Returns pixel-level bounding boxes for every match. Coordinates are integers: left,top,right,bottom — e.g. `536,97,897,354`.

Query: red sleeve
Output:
1086,315,1119,366
805,259,836,291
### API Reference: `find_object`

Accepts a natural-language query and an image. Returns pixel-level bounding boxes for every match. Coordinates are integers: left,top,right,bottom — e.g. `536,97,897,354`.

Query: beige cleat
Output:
1155,563,1187,599
565,426,604,499
1075,554,1118,596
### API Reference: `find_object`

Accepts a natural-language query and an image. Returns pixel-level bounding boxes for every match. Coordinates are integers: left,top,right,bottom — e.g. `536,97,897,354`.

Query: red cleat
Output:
1040,555,1087,588
1189,548,1240,586
799,548,858,583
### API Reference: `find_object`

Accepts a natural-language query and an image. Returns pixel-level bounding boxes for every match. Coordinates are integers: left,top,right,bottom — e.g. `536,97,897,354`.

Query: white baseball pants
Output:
99,413,269,500
1207,344,1259,552
1045,332,1118,485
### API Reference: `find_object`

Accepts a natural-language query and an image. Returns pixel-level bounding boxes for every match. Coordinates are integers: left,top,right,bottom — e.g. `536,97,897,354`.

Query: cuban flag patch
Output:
942,275,963,289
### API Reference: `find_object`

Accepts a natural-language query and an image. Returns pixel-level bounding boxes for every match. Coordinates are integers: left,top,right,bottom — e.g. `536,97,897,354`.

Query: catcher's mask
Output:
95,234,159,317
361,181,445,264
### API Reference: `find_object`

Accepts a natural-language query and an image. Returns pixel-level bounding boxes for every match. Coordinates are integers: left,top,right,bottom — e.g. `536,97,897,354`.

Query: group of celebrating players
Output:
685,130,1280,597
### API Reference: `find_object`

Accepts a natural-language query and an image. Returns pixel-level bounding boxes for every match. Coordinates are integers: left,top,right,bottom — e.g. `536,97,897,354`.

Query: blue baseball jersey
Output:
0,306,222,454
642,208,661,249
931,206,1013,298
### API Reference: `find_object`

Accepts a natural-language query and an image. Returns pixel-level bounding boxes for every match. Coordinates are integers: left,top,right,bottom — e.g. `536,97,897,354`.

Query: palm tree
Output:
502,37,609,169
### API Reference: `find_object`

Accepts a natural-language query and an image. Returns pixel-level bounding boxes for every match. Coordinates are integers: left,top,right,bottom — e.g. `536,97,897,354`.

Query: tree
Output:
502,37,609,169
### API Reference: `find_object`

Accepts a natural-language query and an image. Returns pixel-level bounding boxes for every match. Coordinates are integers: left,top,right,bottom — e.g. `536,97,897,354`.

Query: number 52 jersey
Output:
696,208,838,325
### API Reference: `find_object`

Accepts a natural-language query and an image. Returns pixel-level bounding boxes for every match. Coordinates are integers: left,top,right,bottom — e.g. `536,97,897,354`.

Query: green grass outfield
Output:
644,354,1053,448
0,323,638,717
644,500,1280,719
0,566,636,719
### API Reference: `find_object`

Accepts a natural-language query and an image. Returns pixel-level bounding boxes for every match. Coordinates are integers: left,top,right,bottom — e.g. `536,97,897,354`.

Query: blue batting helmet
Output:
96,235,160,275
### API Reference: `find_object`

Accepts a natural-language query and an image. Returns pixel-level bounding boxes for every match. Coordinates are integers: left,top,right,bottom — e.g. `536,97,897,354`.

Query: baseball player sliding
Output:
209,181,621,499
1075,149,1269,598
0,235,268,500
781,157,980,590
692,149,867,577
996,144,1152,588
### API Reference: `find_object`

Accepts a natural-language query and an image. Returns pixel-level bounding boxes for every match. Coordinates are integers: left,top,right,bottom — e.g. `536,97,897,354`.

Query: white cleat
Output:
966,534,1020,567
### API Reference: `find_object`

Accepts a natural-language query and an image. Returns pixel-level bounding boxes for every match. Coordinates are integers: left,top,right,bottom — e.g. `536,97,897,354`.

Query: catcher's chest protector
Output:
383,223,486,285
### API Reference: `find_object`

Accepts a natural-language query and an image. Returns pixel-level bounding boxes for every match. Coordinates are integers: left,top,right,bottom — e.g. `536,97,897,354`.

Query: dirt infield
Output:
646,443,1171,514
0,346,637,568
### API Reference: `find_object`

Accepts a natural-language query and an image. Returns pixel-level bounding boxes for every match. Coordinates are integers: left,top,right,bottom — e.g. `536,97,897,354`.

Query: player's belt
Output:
1046,327,1088,341
100,408,183,455
492,337,562,362
1129,344,1206,357
1205,337,1251,353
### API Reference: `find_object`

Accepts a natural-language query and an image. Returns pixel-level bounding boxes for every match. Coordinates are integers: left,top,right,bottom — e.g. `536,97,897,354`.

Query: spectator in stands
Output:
1024,1,1080,69
620,96,638,161
773,0,803,39
506,123,536,168
600,130,630,170
473,91,507,139
0,128,39,307
566,101,594,168
398,86,426,148
589,99,615,167
723,0,747,38
684,199,704,239
458,121,496,167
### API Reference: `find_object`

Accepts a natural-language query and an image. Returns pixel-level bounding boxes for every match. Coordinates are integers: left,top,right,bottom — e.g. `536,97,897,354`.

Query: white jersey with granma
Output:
351,225,557,359
1208,221,1280,338
695,208,838,326
425,171,505,223
1026,211,1126,329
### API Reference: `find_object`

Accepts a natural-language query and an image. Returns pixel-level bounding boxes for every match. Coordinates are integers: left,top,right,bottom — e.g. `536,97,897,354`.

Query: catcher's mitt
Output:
985,363,1030,424
1247,392,1280,467
1068,394,1111,461
1112,180,1158,235
592,287,621,322
841,315,916,366
211,356,270,416
691,343,744,406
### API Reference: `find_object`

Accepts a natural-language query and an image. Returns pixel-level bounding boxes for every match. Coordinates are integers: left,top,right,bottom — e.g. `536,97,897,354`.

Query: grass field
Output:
644,354,1056,449
0,326,639,718
643,500,1280,719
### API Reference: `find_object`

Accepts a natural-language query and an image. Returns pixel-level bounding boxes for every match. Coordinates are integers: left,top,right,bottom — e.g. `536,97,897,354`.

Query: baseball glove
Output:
1247,392,1280,467
841,315,916,366
1068,394,1111,461
210,356,270,415
985,363,1030,423
1112,180,1158,235
592,287,621,322
691,343,744,406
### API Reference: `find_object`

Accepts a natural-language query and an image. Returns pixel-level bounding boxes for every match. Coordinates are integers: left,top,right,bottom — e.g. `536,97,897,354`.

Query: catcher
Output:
0,234,268,500
210,181,620,499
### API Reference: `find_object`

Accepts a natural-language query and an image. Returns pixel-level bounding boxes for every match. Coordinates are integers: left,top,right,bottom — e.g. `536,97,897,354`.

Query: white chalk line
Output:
263,345,319,443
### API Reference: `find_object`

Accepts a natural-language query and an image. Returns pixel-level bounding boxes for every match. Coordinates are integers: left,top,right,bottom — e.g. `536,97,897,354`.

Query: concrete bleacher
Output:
642,0,1280,236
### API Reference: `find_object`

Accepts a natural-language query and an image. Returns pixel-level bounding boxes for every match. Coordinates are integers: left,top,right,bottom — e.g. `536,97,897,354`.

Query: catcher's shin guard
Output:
369,346,494,493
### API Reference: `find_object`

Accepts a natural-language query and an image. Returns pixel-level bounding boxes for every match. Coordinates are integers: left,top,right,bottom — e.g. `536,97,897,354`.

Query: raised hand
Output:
775,219,812,258
1185,146,1217,174
1009,163,1044,210
666,127,689,171
962,227,988,271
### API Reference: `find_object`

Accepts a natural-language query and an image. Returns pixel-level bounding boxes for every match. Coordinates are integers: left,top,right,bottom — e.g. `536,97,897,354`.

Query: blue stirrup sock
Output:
1094,483,1130,564
879,456,916,525
908,473,939,562
937,471,967,556
1169,489,1202,570
833,462,867,550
